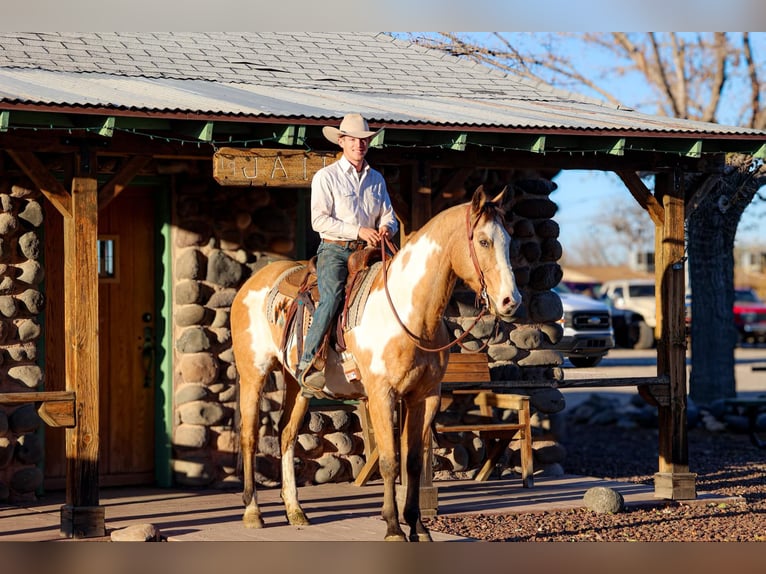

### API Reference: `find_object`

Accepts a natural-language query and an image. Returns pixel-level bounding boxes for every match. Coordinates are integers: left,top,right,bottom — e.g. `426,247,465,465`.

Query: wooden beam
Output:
653,170,695,500
5,149,72,218
616,170,665,226
97,155,152,210
61,176,104,538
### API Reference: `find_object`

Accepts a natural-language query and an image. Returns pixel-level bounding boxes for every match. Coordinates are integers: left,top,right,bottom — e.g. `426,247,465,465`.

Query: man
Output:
297,113,399,396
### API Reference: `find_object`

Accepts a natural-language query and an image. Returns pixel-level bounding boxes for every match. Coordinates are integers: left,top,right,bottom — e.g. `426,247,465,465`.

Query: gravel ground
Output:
424,420,766,541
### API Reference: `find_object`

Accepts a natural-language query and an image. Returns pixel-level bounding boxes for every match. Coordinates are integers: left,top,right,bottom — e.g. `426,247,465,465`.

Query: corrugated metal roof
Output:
0,32,764,139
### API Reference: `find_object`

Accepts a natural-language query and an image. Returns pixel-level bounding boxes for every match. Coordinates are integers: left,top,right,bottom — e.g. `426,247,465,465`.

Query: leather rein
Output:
380,204,498,353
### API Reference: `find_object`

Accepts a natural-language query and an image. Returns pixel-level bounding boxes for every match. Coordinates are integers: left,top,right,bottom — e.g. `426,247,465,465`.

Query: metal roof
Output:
1,32,765,140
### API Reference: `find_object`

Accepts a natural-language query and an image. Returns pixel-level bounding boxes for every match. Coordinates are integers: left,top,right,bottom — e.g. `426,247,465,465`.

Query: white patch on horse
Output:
354,235,441,375
243,287,278,375
480,218,521,308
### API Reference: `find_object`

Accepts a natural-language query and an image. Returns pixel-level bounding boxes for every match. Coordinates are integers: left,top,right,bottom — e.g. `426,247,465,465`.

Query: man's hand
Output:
358,226,380,246
359,226,391,247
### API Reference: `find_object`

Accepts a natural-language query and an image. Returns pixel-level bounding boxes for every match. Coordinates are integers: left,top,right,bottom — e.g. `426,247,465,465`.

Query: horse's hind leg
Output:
278,373,311,526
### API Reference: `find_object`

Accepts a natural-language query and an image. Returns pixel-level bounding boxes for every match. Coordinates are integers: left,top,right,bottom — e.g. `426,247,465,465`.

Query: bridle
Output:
380,204,500,353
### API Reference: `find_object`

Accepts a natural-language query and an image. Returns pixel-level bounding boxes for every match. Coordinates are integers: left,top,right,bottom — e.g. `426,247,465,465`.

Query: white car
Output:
553,284,615,368
597,278,656,349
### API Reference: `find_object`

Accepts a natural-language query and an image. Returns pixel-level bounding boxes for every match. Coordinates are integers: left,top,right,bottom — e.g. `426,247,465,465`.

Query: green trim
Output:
98,116,115,138
277,125,306,146
685,140,703,158
530,135,546,154
450,133,467,151
154,184,174,487
0,110,8,132
609,138,626,156
369,129,385,149
754,143,766,160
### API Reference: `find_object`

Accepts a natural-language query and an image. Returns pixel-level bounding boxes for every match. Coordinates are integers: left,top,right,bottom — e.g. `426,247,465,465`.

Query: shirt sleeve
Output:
310,169,360,240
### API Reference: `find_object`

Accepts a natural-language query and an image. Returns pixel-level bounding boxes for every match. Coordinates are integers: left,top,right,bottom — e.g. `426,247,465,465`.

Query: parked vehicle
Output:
686,288,766,346
553,283,615,367
596,278,656,349
733,288,766,345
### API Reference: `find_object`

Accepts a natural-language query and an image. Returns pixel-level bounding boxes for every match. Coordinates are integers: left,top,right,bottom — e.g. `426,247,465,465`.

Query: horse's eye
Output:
479,239,490,248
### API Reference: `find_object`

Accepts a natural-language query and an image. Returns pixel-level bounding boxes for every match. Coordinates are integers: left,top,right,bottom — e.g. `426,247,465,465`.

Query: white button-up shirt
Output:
310,155,399,241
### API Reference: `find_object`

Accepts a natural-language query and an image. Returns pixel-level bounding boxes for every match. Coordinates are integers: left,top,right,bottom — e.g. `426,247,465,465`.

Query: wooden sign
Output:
213,147,338,187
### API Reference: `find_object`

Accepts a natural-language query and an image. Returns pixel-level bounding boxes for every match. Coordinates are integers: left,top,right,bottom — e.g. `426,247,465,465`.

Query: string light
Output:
0,123,762,158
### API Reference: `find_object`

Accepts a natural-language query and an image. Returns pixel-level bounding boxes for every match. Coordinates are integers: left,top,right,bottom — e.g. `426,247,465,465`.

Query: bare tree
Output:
408,32,766,404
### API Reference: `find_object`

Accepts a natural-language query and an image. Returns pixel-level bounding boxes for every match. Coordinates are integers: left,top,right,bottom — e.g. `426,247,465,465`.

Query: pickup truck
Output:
596,278,656,349
553,284,615,367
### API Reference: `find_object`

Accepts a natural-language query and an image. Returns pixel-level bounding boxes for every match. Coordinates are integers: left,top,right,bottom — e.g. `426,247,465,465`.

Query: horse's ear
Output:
491,186,509,214
493,184,522,215
470,185,489,214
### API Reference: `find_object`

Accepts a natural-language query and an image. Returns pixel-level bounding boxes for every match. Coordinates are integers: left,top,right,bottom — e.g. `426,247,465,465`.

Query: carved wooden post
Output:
654,170,696,500
60,175,104,537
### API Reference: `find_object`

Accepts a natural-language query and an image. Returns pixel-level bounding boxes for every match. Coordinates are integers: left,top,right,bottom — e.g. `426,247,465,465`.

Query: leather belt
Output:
322,238,367,250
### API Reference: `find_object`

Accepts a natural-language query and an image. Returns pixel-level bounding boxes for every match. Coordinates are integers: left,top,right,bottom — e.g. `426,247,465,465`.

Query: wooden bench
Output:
354,353,534,495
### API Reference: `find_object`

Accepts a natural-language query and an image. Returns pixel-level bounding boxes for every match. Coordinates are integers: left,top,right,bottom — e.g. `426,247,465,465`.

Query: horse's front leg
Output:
279,375,311,526
367,391,407,541
401,393,440,542
239,367,268,529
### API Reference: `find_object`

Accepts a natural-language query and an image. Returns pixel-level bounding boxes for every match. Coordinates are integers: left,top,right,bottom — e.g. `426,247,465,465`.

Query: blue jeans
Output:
299,241,351,369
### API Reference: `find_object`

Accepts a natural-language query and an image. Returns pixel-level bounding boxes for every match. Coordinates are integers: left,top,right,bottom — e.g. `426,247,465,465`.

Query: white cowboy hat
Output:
322,113,380,144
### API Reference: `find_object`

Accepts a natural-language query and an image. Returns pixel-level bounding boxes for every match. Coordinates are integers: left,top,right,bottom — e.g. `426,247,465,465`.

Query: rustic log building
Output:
1,32,765,537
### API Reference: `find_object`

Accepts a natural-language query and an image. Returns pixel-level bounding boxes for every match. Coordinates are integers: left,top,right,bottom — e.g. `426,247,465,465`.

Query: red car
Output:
734,288,766,345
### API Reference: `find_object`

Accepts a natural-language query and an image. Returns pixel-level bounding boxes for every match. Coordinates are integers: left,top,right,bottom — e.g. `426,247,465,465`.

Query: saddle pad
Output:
345,261,383,331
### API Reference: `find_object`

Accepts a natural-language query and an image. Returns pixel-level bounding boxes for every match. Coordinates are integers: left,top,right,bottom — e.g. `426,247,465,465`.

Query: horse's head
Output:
463,185,522,321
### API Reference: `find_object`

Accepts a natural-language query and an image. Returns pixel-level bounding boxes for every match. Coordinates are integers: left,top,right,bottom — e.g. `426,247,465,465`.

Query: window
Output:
97,236,119,282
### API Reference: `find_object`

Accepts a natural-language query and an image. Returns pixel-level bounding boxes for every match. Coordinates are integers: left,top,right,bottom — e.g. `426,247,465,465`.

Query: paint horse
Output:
230,185,521,541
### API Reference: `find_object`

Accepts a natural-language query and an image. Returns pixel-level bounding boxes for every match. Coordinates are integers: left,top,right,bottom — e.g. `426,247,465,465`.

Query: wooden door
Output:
97,187,156,485
44,187,157,488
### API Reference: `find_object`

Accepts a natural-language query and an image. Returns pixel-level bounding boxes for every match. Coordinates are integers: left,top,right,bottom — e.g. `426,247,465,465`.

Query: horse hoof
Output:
243,514,265,529
384,533,407,542
287,511,310,526
409,532,433,542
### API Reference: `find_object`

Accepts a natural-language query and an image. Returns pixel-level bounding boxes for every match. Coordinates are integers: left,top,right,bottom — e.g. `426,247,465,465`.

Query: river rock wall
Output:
0,180,46,502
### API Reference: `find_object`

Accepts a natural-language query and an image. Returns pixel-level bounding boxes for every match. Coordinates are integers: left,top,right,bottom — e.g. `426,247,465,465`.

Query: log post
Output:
653,170,696,499
60,175,104,537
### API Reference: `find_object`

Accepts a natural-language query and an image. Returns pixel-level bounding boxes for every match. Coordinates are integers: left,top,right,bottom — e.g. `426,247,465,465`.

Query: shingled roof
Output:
1,32,765,147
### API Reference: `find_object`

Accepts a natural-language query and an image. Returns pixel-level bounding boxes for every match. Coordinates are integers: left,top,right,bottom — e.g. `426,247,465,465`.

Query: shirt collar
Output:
338,155,368,175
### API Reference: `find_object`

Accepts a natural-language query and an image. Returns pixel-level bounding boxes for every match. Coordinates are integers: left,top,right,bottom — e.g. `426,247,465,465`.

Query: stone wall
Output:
0,180,46,502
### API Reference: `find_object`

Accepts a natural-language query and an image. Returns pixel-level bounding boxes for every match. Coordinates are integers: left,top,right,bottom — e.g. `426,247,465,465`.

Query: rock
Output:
15,433,43,464
177,400,225,426
175,326,211,353
173,424,209,449
206,250,243,287
10,466,43,494
110,523,161,542
583,486,625,514
314,454,343,484
178,353,218,385
9,404,42,433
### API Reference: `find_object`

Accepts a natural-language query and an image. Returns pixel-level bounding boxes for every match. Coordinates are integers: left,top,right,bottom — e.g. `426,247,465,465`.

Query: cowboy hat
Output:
322,113,380,144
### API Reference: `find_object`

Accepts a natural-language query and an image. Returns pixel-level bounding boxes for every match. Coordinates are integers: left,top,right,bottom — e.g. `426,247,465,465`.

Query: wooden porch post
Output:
60,175,104,537
653,170,696,499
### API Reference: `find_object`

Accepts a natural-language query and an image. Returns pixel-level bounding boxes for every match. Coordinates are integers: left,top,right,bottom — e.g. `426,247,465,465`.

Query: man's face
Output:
338,135,370,165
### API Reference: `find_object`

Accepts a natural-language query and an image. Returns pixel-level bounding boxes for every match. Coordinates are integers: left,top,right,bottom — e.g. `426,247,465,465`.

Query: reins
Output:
379,205,497,354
